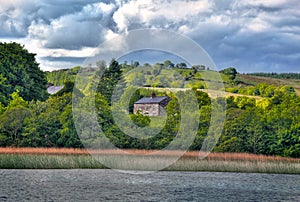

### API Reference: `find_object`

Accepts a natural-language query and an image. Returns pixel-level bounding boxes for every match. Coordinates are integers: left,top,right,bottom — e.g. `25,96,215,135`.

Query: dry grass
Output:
169,159,300,174
203,152,300,163
0,147,90,155
0,148,299,162
0,148,299,173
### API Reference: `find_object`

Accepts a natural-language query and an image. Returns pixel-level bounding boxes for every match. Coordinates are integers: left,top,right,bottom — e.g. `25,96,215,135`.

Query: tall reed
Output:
0,148,299,173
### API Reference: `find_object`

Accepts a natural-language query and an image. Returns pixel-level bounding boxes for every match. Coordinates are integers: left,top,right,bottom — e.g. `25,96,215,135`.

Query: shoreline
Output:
0,148,299,174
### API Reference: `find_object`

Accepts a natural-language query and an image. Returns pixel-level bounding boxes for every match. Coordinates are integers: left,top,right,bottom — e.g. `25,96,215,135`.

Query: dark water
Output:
0,170,299,202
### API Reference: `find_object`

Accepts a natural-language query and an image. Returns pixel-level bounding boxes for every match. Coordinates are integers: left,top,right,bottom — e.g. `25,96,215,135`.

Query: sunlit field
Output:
0,148,299,174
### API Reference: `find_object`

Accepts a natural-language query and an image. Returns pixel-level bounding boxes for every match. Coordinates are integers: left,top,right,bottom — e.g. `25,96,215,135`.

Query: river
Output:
0,170,299,201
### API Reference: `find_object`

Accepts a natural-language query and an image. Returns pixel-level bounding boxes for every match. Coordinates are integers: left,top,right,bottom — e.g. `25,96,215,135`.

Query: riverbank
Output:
0,148,299,174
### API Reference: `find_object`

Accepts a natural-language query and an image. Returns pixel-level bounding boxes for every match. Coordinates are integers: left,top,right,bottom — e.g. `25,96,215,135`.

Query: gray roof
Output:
47,86,64,95
135,96,170,104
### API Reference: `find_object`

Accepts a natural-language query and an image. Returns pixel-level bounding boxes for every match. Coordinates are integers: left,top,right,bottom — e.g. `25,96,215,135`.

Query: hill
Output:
45,65,300,99
246,72,300,80
1,43,300,158
1,58,300,158
236,74,300,95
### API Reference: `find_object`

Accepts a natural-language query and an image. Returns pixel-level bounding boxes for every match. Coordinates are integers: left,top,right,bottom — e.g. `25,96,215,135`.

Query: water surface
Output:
0,170,299,201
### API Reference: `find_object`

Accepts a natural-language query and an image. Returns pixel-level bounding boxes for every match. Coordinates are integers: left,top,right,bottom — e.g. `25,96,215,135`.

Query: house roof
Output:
47,86,64,95
135,96,170,104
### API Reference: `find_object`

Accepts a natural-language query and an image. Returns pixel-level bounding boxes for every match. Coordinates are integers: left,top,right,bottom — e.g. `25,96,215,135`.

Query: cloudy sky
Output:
0,0,299,72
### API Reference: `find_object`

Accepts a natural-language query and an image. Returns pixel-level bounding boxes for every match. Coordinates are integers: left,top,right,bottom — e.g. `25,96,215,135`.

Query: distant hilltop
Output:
45,62,300,97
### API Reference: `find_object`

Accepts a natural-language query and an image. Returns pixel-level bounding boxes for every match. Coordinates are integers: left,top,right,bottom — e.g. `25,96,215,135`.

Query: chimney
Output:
151,92,156,99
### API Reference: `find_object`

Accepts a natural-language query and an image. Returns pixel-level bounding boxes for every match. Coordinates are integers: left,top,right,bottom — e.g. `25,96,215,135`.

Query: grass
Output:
236,74,300,96
144,87,262,100
170,154,300,174
0,154,104,169
0,148,299,174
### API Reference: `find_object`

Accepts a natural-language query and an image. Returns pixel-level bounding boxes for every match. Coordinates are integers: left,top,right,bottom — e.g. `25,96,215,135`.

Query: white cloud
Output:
245,15,270,32
113,0,213,32
28,2,117,50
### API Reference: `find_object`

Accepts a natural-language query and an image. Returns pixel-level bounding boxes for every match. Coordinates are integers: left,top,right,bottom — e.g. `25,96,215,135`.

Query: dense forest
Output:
0,42,300,158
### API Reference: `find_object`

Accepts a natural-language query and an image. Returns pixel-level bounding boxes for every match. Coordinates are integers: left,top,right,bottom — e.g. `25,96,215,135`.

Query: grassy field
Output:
0,148,299,174
144,87,262,100
237,74,300,95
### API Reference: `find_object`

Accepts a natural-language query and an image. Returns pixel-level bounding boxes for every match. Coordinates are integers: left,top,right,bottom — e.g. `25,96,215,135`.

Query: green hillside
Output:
45,64,300,99
236,74,300,95
1,43,300,158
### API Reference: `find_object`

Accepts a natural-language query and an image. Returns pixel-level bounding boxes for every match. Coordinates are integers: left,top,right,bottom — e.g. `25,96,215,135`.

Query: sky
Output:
0,0,299,73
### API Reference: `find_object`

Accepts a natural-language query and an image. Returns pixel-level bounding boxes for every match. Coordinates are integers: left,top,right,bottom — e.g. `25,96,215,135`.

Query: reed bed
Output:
169,158,300,174
0,148,299,173
1,147,299,162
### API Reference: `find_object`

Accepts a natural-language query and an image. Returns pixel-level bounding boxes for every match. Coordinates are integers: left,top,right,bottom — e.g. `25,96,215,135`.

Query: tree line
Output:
247,72,300,79
0,42,299,158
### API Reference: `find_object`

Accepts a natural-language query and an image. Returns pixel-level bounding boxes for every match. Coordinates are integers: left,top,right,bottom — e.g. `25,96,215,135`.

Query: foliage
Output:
1,53,300,158
220,67,238,80
6,91,27,109
55,81,84,98
0,106,30,146
97,59,122,104
0,42,48,103
46,66,80,85
247,72,300,79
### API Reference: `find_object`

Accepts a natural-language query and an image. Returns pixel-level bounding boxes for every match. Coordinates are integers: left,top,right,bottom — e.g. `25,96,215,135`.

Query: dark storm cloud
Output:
37,2,117,50
0,0,299,72
41,56,86,63
184,0,300,72
0,0,117,38
44,22,106,50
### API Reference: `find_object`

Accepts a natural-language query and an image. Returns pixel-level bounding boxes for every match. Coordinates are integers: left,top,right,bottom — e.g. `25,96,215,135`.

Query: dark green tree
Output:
130,112,151,128
0,106,30,146
221,67,238,80
0,42,48,103
0,74,9,105
97,59,122,104
58,105,83,148
176,62,187,69
163,60,174,68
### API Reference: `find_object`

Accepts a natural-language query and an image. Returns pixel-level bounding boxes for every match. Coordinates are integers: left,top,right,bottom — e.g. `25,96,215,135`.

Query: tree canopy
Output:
0,42,48,105
0,53,300,158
